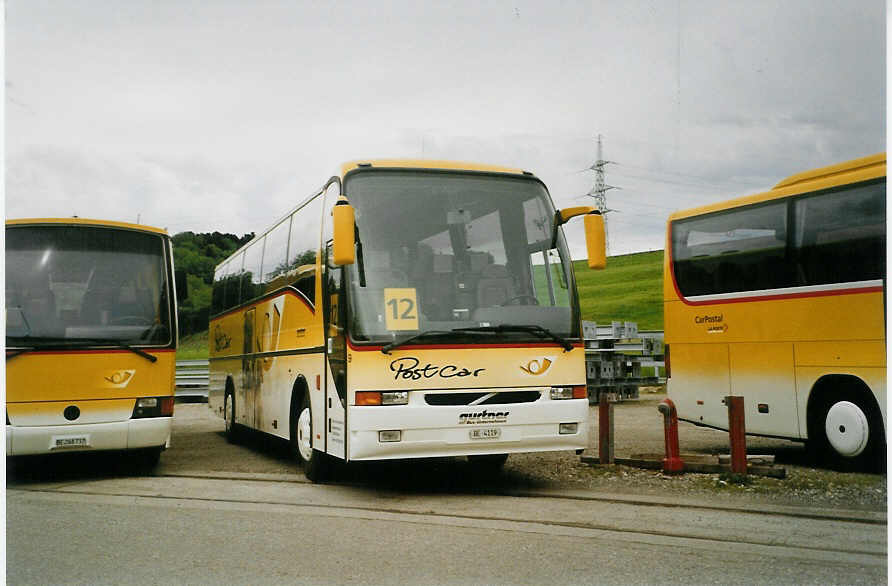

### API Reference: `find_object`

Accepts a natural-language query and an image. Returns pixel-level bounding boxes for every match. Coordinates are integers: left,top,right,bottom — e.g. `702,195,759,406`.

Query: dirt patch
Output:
507,393,886,510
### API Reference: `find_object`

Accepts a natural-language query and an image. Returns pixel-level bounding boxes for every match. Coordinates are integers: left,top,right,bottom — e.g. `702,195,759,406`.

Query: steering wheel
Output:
109,315,152,326
502,295,539,306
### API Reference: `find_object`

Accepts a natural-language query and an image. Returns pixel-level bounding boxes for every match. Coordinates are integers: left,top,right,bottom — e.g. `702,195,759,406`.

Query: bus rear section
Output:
5,219,181,463
664,153,886,471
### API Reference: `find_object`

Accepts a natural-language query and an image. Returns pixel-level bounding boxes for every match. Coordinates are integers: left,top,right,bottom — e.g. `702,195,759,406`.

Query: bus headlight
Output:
382,391,409,405
356,391,409,406
551,386,587,400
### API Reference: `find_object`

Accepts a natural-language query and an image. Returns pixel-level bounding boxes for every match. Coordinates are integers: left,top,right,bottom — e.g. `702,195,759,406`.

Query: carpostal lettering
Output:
695,314,723,324
390,357,486,381
458,410,510,425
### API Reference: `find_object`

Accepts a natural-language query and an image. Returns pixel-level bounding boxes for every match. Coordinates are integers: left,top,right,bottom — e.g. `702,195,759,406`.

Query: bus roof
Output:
668,153,886,222
772,152,886,190
340,159,528,177
6,217,169,236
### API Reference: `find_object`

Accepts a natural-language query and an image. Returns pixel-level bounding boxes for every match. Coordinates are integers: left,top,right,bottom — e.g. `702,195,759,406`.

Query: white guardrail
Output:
175,359,209,400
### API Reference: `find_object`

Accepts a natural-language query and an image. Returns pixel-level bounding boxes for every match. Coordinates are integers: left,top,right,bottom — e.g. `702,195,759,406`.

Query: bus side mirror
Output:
332,198,356,266
555,206,607,270
584,212,606,270
174,270,188,303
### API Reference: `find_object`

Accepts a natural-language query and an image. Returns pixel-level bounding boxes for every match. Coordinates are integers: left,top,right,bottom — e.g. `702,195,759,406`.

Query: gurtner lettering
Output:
390,356,486,381
458,409,509,424
695,314,723,324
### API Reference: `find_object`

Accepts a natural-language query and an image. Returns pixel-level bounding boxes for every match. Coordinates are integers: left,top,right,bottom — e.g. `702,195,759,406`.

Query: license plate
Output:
469,427,501,440
51,435,89,449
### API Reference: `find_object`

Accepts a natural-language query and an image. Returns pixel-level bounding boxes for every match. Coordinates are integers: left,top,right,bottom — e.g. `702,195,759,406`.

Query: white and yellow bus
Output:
6,218,185,466
208,159,605,480
664,153,885,471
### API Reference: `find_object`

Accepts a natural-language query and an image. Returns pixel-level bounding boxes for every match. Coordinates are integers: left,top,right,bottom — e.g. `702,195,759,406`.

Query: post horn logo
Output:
520,358,553,376
103,370,136,388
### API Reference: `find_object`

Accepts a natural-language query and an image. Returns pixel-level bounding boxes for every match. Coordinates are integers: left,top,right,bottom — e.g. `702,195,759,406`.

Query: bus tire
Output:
224,387,240,444
809,383,885,473
291,390,329,483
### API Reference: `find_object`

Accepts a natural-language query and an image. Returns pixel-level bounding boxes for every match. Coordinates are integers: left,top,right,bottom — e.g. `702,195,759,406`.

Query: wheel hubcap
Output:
825,401,869,457
297,406,313,462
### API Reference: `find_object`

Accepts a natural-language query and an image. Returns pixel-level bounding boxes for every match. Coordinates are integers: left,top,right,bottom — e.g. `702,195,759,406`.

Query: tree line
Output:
172,231,254,335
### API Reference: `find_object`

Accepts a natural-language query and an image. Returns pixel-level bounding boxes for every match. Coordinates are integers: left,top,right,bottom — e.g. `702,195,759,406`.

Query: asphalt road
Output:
6,402,887,585
7,474,887,585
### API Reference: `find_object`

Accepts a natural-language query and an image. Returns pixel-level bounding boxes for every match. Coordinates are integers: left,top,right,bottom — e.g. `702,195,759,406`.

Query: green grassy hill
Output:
573,250,664,330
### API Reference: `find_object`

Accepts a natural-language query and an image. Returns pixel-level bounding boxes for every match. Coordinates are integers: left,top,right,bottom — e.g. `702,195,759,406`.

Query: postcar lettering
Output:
389,357,486,381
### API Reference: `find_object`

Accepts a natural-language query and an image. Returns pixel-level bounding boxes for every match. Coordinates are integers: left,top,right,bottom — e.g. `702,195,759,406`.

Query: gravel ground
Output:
157,396,886,512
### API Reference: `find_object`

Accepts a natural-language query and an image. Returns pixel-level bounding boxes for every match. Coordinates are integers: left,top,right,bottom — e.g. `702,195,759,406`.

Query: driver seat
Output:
476,264,515,307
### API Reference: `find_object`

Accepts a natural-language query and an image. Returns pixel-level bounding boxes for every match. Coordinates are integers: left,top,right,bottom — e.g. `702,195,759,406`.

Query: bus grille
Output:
424,391,541,406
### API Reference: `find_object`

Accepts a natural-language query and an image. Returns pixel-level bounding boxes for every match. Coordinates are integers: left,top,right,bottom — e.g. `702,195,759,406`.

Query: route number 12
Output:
384,288,419,331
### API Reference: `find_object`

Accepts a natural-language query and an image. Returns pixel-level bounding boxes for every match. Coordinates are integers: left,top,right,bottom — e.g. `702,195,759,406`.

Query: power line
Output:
613,162,766,190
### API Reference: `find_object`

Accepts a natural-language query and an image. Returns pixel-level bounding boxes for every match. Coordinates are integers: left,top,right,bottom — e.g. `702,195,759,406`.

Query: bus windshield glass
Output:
344,170,578,345
6,225,172,346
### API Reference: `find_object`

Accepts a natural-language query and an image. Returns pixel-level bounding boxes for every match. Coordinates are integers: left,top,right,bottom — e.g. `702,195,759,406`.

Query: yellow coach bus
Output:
208,159,606,481
6,218,186,466
665,153,885,471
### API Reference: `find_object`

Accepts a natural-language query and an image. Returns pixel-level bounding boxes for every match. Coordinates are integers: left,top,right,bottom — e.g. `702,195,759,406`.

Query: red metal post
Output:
726,395,747,475
658,398,684,474
598,392,614,464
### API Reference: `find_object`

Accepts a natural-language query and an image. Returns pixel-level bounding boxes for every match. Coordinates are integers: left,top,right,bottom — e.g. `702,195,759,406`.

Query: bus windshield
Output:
6,225,172,346
343,170,579,345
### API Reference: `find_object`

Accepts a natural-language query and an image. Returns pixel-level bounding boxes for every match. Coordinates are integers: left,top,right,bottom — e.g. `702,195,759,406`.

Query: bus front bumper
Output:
347,399,589,461
6,418,172,456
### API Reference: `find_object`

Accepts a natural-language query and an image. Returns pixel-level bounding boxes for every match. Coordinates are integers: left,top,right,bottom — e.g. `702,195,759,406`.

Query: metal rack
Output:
583,321,664,403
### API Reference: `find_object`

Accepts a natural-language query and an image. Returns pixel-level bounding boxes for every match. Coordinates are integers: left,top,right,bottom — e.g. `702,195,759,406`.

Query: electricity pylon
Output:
584,134,619,255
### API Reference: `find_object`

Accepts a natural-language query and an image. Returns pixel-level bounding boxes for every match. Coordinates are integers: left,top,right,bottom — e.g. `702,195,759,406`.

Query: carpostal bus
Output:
665,153,885,471
208,159,606,481
6,218,186,466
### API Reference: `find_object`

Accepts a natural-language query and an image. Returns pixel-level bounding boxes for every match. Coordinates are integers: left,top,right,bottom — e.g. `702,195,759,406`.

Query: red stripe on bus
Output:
676,285,884,306
347,340,584,352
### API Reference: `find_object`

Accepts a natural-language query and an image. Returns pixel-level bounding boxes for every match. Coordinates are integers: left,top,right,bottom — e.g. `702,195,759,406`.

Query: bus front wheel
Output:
811,392,885,473
291,391,329,482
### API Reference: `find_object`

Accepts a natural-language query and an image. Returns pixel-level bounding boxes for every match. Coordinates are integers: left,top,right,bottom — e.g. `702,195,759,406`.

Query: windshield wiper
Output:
110,340,158,363
354,224,367,288
5,337,158,363
453,324,574,352
380,330,490,355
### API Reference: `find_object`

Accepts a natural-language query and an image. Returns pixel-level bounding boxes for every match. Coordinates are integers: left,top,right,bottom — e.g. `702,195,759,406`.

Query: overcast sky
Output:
5,1,886,257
